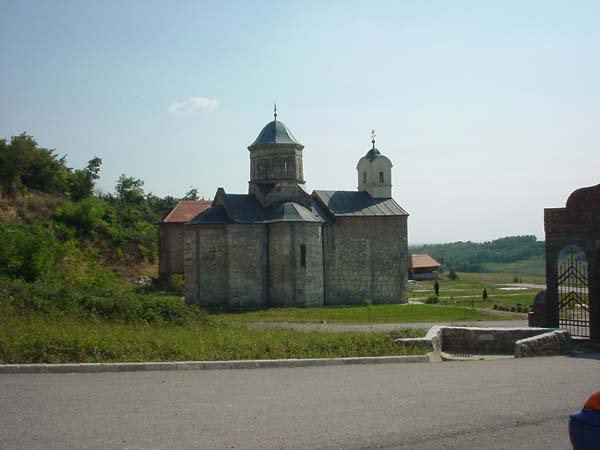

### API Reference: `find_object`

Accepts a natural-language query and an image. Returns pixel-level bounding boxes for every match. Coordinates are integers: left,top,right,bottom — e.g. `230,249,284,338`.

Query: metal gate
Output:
558,248,590,338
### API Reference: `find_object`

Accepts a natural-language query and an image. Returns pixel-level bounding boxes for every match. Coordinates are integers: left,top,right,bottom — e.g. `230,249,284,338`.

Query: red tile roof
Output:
161,200,212,224
410,254,441,269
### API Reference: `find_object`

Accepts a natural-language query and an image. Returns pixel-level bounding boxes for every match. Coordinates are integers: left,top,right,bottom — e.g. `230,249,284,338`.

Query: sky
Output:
1,0,599,244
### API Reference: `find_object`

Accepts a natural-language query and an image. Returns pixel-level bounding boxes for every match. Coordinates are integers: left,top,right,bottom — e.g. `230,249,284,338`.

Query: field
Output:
481,256,546,279
409,271,543,312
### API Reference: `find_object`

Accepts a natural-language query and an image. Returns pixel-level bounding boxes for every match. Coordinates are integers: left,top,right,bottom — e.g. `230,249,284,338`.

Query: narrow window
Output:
379,171,384,183
363,172,366,184
300,244,306,267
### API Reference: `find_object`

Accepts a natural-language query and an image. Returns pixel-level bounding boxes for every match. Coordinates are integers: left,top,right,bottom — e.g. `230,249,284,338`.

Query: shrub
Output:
493,304,498,310
482,288,488,300
510,306,516,312
448,270,458,280
168,274,185,295
523,306,529,313
425,295,439,304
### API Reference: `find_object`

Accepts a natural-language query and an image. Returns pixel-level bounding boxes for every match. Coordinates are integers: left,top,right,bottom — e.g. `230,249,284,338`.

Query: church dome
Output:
248,120,304,150
364,147,382,162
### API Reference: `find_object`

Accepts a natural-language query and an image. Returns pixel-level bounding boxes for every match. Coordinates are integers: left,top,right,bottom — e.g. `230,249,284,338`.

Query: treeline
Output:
0,133,200,279
0,132,204,325
410,235,545,273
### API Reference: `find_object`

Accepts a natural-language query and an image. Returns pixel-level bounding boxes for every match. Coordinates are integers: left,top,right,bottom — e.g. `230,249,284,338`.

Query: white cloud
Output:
168,97,218,113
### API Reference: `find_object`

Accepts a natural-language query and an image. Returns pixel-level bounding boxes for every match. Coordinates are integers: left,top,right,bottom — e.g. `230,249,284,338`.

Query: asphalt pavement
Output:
1,355,598,449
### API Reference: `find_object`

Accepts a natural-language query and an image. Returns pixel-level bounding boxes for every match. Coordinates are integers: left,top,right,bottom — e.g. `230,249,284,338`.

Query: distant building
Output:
157,200,211,283
409,254,441,280
180,114,410,307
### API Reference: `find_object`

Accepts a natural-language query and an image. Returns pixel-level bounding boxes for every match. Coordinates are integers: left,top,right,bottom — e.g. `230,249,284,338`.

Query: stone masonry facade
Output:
180,116,409,308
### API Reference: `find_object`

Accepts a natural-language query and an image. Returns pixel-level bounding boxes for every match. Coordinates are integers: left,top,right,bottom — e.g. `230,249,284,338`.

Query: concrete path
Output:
1,355,598,449
248,319,529,332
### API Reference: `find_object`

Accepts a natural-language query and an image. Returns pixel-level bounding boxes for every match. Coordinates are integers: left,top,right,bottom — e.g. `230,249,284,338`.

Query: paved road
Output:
1,355,598,450
249,319,529,332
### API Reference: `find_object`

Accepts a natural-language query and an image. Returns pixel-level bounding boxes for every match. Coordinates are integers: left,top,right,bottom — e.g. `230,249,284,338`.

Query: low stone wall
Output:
440,327,553,353
395,326,570,359
514,330,571,358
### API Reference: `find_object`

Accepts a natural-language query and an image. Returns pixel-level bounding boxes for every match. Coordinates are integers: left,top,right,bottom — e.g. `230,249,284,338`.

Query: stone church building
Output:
175,115,409,307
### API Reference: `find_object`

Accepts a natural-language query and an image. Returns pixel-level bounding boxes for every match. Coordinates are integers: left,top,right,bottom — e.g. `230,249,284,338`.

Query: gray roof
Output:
364,147,382,162
187,205,231,225
248,120,303,149
187,193,323,225
313,190,408,217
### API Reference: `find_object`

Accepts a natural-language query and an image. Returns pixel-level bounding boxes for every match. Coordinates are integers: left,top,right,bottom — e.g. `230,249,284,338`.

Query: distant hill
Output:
409,235,545,273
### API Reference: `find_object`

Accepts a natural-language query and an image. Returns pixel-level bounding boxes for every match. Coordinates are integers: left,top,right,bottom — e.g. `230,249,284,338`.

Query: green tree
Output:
69,157,102,201
115,174,145,203
482,288,488,300
184,187,200,200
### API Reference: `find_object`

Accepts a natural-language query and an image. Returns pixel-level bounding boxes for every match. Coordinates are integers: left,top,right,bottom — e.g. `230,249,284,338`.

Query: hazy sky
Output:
1,1,599,243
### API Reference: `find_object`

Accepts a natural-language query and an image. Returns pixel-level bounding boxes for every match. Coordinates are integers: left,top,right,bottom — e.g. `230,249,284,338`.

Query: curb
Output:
0,355,430,374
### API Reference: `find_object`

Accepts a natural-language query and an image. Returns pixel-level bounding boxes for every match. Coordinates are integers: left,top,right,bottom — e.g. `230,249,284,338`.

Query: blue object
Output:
569,409,600,450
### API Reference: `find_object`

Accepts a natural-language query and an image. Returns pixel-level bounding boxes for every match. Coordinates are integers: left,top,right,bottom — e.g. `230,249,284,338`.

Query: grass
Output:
409,271,543,312
212,303,520,323
482,257,546,279
0,312,426,364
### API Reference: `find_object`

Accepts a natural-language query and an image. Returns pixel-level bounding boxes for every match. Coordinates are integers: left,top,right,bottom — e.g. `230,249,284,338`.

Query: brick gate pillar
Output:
544,243,560,328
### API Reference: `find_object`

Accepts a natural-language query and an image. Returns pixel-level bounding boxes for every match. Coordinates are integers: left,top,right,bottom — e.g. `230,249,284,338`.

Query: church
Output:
180,112,409,307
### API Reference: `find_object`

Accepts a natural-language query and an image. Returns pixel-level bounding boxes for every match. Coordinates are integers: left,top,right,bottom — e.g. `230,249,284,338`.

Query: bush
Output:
493,304,498,310
168,274,185,295
448,270,458,280
482,288,488,300
0,225,62,282
510,306,516,312
523,306,529,313
425,295,439,304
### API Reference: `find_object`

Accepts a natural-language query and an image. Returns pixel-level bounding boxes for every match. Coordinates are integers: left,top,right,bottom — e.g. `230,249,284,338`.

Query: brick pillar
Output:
588,248,600,340
545,244,560,328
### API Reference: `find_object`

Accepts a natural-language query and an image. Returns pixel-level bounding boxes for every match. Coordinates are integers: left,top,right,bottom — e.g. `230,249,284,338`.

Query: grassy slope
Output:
0,313,426,364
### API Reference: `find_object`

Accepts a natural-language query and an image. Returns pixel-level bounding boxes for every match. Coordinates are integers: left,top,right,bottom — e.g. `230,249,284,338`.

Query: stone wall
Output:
323,216,408,305
395,326,570,358
514,330,571,358
268,222,323,307
227,224,268,307
440,327,550,353
184,225,228,306
185,224,269,307
158,224,185,282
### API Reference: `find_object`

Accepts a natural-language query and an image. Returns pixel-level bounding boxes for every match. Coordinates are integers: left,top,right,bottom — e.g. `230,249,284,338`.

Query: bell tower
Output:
357,130,393,198
247,106,310,207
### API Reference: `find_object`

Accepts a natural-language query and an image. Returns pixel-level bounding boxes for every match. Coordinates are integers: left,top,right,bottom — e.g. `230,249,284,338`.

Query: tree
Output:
184,187,200,201
69,157,102,201
434,280,440,296
115,174,145,203
0,133,70,197
482,288,488,300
